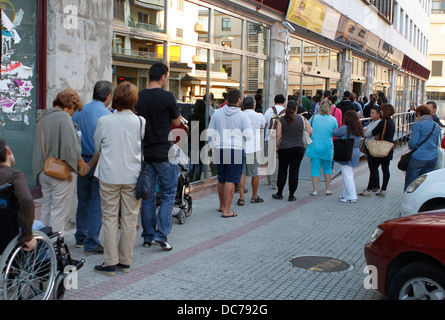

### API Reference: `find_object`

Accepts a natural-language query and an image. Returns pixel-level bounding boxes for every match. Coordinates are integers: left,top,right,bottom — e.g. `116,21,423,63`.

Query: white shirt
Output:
264,105,285,141
94,110,146,185
244,109,266,154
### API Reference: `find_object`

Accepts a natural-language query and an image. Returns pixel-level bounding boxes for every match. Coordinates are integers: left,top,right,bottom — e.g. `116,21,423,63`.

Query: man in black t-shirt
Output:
135,63,182,251
337,91,358,115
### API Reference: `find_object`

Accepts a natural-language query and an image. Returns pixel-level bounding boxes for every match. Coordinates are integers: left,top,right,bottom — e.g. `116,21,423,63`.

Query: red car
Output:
364,211,445,300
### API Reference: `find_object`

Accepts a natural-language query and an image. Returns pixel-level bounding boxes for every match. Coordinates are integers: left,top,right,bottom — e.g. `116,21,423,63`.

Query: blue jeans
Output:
141,161,178,242
75,161,102,251
405,157,437,191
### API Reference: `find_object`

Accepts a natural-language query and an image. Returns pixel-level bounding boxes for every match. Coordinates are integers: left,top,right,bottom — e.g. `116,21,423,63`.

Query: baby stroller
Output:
155,142,193,225
0,184,84,300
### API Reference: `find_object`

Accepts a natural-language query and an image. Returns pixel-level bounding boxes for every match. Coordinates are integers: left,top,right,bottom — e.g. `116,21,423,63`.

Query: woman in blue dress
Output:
306,100,339,196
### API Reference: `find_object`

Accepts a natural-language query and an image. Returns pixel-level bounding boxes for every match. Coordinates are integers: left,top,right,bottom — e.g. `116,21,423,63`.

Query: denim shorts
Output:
216,149,245,184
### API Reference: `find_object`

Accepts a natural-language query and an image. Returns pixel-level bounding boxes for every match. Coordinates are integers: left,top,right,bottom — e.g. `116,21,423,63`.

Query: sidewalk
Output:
64,145,410,301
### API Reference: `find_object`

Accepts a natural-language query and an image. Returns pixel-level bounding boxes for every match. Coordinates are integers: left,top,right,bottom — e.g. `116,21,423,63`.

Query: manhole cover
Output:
290,256,350,273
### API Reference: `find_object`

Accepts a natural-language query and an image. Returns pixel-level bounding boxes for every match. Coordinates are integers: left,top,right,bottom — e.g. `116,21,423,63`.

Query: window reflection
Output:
247,21,269,55
214,11,243,50
290,38,302,64
128,0,165,32
210,51,241,104
246,57,265,95
168,2,210,43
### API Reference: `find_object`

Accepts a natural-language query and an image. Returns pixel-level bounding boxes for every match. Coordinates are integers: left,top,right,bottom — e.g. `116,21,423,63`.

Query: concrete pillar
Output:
339,49,352,95
46,0,114,107
388,69,397,105
46,0,114,229
364,60,375,98
265,21,289,111
405,75,412,108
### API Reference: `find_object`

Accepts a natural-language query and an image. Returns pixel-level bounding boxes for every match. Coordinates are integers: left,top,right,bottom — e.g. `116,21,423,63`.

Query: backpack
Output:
268,107,285,138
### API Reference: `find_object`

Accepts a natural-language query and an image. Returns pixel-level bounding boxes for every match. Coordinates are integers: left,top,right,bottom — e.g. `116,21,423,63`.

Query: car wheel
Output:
388,261,445,300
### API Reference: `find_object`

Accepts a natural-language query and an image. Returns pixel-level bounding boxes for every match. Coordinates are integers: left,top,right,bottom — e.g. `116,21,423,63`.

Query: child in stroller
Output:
155,119,192,224
155,161,192,224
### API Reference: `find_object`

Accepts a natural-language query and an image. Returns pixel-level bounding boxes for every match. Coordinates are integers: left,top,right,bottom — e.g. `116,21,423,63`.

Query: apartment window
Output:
432,0,445,13
176,28,183,38
222,18,231,31
138,12,148,24
114,0,125,20
432,61,444,77
368,0,394,23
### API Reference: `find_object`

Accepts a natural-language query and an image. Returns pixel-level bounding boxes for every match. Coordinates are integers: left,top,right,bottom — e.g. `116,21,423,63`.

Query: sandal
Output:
251,196,264,203
237,199,245,206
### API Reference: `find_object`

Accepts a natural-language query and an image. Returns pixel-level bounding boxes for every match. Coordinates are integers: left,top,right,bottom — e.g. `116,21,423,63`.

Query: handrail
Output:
360,111,416,149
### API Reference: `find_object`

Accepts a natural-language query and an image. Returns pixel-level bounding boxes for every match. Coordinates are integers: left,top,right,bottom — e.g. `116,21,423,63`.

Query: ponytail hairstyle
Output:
285,100,297,125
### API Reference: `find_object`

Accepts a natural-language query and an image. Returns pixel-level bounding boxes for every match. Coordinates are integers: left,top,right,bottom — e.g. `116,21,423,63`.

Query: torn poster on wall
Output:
1,8,33,126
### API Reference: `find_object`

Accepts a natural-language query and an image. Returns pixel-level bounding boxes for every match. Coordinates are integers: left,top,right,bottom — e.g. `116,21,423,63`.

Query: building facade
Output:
0,0,432,188
426,0,445,118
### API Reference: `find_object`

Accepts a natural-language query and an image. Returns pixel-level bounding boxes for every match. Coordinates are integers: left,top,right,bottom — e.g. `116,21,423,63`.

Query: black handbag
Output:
136,117,151,200
334,135,355,162
398,125,435,172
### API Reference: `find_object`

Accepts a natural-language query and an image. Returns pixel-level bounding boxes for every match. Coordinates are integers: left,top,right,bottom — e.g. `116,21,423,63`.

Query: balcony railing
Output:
128,19,163,32
113,47,163,61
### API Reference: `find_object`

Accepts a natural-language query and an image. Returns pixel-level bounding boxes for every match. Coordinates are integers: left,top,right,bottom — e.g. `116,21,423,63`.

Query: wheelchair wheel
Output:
0,230,57,300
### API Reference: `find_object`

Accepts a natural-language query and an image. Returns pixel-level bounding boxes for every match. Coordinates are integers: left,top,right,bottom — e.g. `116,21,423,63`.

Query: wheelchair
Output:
0,183,85,300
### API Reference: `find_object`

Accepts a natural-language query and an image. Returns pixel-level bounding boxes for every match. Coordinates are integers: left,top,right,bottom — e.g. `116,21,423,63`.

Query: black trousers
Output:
277,147,306,197
366,149,391,191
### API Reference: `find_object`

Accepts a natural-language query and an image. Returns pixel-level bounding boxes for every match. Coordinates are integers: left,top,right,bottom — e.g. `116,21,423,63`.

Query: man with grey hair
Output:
72,80,113,254
237,96,266,206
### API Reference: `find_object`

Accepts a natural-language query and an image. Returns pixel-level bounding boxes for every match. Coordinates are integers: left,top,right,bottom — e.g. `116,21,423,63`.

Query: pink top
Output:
330,105,342,128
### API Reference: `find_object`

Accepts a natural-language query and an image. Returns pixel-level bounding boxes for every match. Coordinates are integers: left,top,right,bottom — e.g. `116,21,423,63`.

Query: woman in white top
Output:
359,105,382,197
93,82,146,276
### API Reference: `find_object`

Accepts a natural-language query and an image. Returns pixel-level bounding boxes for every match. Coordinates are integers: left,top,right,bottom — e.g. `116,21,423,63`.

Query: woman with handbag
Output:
333,111,364,203
273,100,313,201
370,104,396,197
306,100,339,196
93,82,146,276
359,106,382,197
32,89,88,236
404,105,441,190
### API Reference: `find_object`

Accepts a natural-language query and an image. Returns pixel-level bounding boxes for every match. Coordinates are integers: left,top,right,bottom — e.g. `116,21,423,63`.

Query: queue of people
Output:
6,70,443,279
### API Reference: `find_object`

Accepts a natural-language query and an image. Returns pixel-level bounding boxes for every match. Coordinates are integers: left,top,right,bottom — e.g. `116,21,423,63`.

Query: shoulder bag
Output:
135,117,151,200
299,115,312,148
398,125,435,172
334,131,354,162
40,115,71,180
366,120,394,158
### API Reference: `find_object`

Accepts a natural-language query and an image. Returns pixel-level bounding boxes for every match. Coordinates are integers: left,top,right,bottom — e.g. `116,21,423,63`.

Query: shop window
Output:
302,41,317,66
247,21,269,55
290,38,302,64
214,12,242,50
246,57,266,96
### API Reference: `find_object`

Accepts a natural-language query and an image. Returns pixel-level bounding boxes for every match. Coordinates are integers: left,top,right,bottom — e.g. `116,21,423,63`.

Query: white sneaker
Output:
310,191,318,196
154,239,172,251
340,198,357,203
